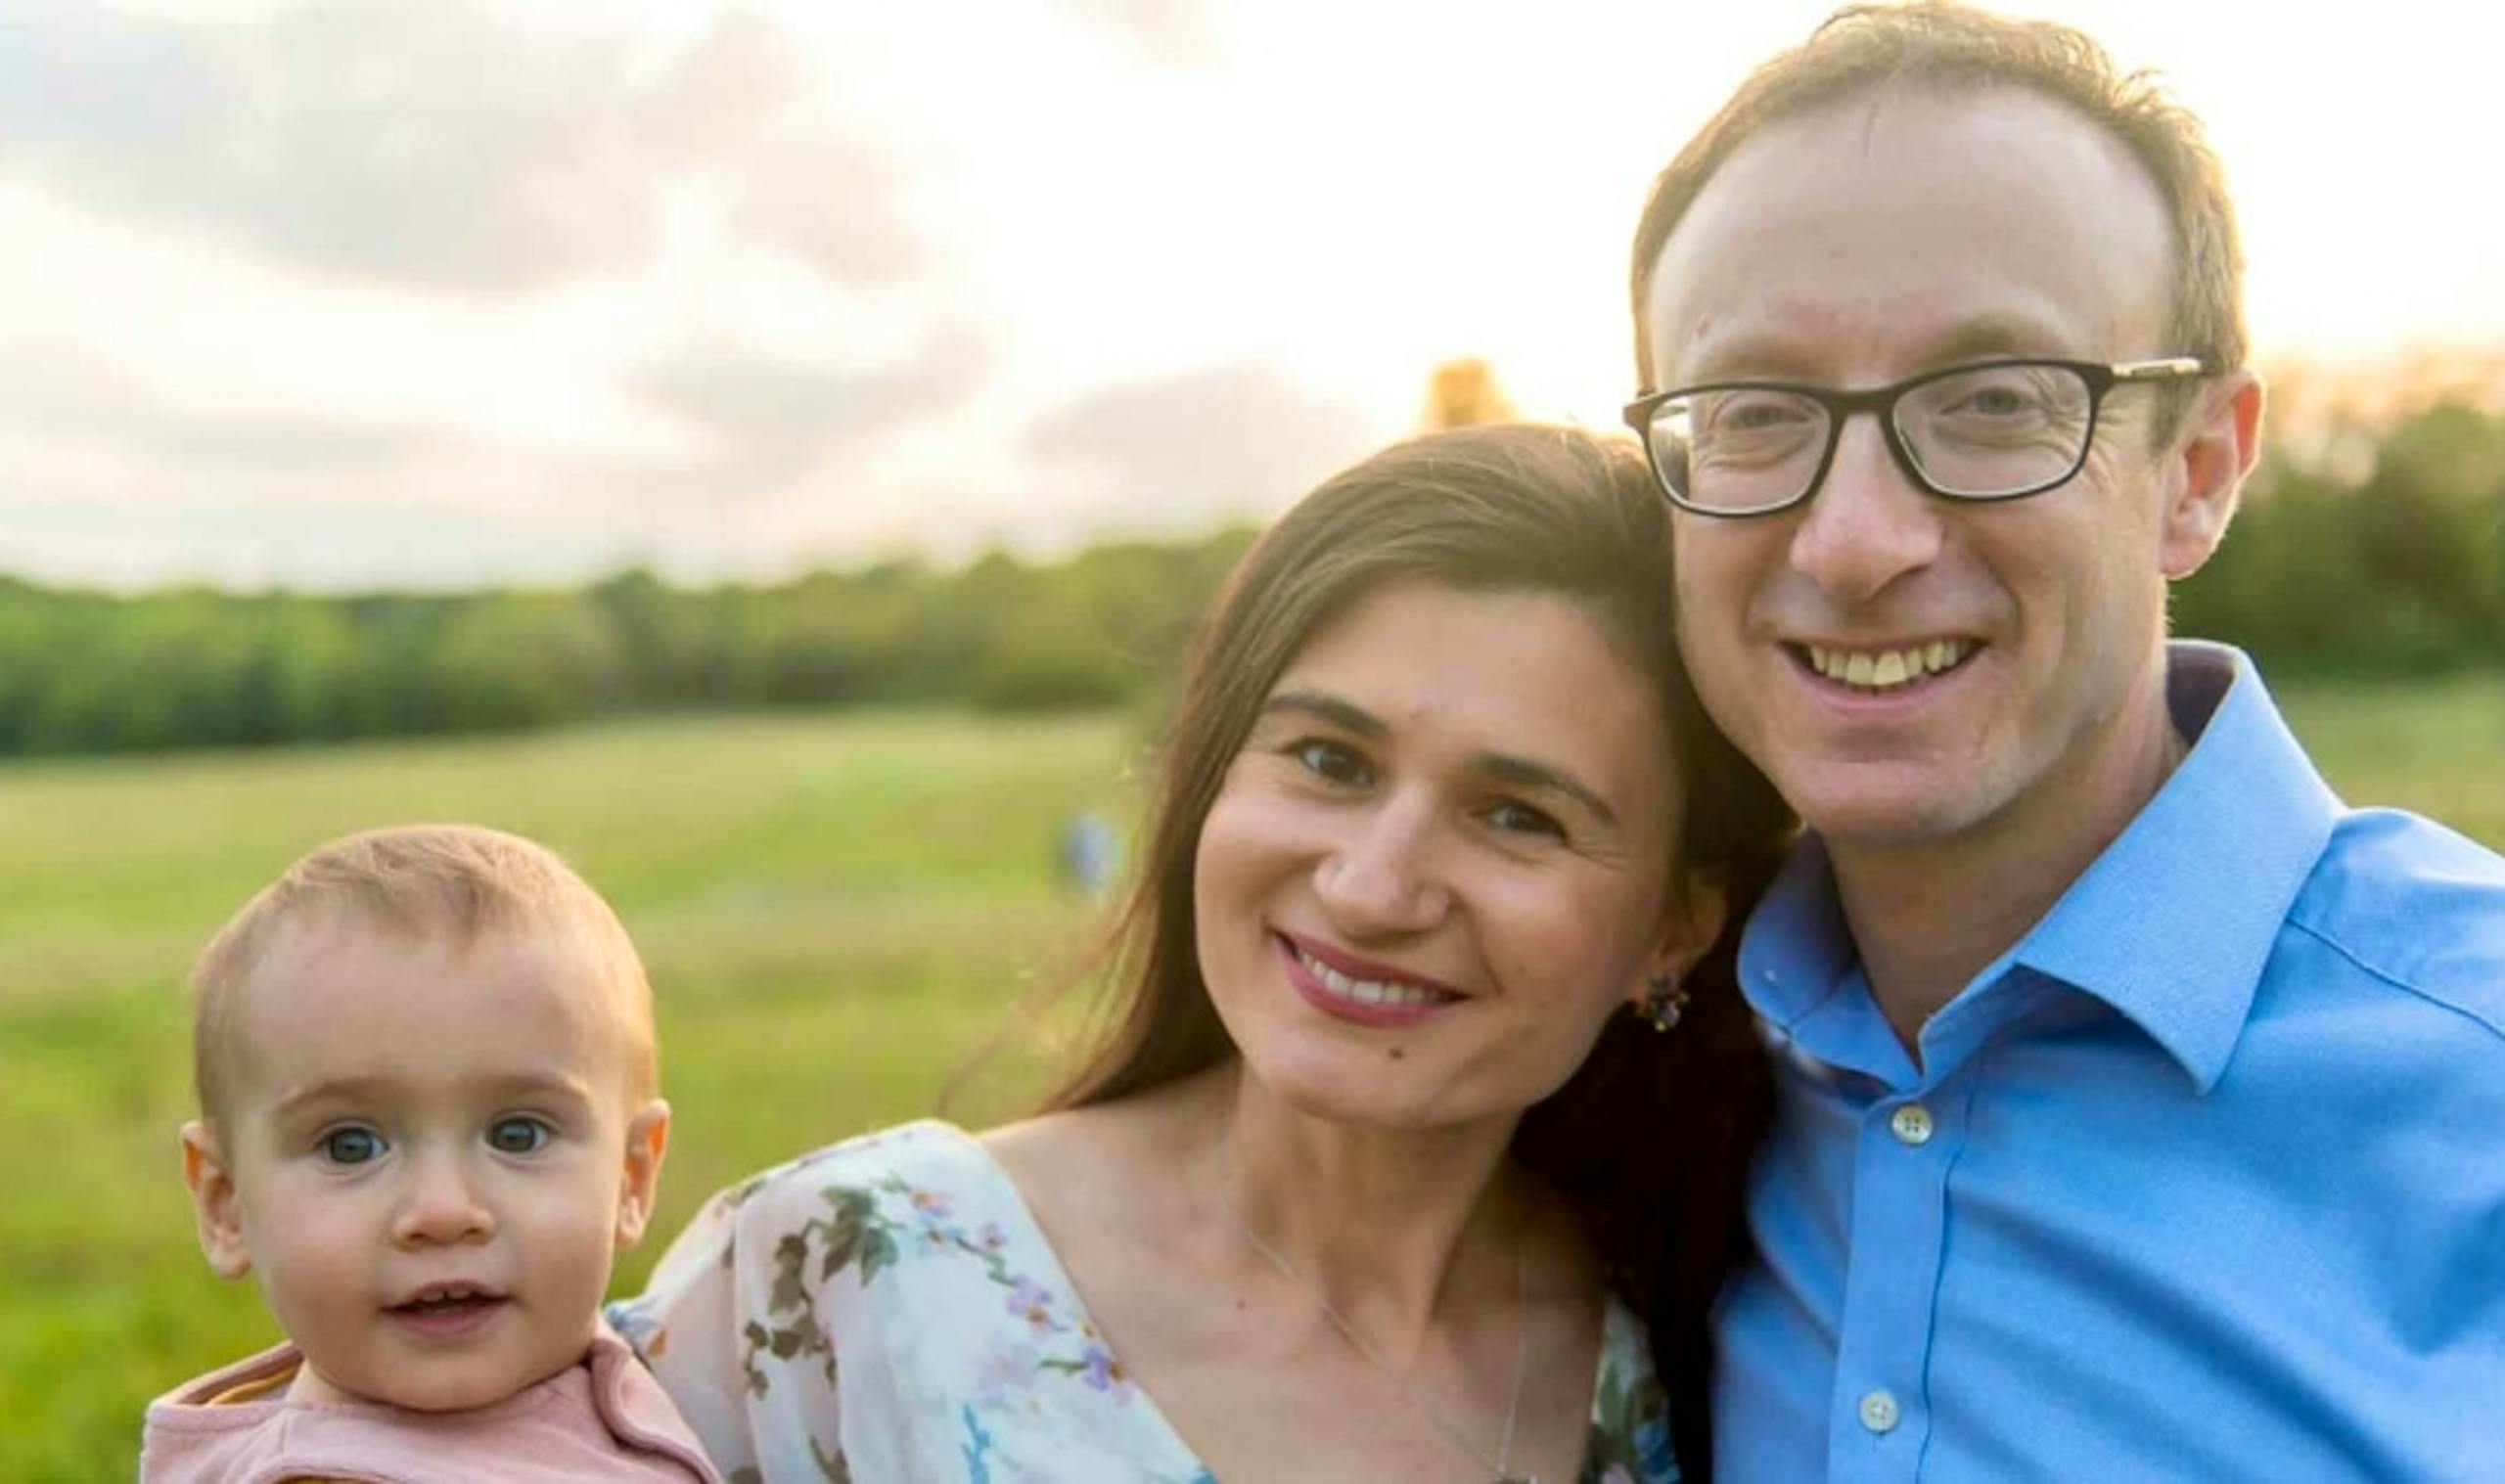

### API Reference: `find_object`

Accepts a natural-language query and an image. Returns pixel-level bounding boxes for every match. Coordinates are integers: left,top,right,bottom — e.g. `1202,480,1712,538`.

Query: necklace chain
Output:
1219,1177,1538,1484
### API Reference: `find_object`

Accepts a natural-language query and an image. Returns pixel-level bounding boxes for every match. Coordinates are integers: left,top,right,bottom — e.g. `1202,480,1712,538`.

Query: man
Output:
1623,5,2505,1479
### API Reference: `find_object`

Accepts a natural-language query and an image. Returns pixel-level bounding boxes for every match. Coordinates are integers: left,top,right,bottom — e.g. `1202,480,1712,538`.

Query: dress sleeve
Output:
612,1167,853,1484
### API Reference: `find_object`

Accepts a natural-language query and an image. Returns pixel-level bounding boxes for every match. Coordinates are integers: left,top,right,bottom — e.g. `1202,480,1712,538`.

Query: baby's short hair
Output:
190,824,655,1125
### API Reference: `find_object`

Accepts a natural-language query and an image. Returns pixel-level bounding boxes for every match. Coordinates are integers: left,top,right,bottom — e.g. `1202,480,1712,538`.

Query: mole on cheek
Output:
1387,1047,1406,1060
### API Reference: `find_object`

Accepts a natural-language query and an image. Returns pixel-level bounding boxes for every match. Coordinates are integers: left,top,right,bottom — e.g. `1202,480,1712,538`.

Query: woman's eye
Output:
487,1117,553,1155
318,1127,387,1165
1483,800,1567,841
1291,740,1370,787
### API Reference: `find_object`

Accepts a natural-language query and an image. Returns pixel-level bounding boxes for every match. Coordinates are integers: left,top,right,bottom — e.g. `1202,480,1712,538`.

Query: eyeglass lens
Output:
1646,362,2096,511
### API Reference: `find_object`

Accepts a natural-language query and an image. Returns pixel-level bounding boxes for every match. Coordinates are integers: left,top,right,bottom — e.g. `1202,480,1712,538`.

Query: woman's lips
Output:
1273,931,1461,1028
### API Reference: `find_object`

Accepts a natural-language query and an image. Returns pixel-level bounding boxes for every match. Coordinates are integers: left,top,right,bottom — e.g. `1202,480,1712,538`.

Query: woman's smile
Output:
1274,929,1462,1027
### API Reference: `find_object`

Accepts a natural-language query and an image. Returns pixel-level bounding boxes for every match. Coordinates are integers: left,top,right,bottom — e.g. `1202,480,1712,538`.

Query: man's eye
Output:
487,1117,553,1155
1291,740,1370,787
1483,800,1567,841
1708,392,1816,435
1954,385,2038,418
319,1127,387,1165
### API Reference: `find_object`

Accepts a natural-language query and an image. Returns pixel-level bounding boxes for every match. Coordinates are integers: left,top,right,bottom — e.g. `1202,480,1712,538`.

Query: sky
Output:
5,0,2501,592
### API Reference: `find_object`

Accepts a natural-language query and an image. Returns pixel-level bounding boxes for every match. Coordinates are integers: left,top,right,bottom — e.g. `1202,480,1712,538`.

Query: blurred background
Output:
2,1,2499,1474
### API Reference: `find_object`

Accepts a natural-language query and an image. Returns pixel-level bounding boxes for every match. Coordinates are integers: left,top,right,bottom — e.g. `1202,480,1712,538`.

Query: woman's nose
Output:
391,1146,496,1248
1313,794,1448,936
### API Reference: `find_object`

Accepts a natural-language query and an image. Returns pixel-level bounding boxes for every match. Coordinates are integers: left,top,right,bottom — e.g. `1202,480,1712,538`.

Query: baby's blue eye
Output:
487,1117,552,1154
319,1127,386,1165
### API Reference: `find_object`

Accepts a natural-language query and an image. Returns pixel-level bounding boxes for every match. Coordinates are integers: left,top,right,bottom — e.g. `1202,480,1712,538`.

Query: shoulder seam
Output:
2283,916,2505,1043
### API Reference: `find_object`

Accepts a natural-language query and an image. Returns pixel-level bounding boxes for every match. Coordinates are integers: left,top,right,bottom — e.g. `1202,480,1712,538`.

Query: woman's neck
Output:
1190,1061,1526,1361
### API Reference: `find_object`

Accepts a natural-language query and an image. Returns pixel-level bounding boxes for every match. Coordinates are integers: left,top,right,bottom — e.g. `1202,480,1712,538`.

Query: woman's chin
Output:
1233,1050,1486,1137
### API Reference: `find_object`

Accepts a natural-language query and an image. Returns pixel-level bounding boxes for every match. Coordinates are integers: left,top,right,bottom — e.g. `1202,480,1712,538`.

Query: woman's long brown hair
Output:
1034,424,1792,1476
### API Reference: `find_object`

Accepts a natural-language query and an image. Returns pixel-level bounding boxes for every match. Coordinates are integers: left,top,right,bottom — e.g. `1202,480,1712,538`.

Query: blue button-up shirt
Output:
1712,644,2505,1481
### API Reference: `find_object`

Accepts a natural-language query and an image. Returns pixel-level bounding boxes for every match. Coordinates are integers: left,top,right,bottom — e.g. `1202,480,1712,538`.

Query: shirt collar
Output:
2012,642,2339,1091
1738,643,2342,1094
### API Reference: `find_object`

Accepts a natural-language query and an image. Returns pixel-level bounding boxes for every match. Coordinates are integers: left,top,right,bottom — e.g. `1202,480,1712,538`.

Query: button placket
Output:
1826,1083,1961,1480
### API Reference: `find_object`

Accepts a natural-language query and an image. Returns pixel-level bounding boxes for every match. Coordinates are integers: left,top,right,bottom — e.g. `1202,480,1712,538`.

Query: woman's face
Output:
1193,579,1716,1133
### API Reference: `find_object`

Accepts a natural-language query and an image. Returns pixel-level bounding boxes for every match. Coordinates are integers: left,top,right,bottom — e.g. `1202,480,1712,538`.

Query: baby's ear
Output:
613,1100,672,1249
180,1121,252,1281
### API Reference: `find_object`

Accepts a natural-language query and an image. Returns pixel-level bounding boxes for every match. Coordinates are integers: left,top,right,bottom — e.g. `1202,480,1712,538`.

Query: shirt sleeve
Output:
611,1170,852,1484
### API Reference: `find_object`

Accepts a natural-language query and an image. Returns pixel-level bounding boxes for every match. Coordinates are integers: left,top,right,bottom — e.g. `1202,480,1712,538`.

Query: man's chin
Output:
1783,773,1999,858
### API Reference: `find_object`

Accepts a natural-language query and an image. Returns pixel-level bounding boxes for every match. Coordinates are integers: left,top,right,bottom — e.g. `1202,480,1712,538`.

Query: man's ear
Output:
181,1121,252,1281
2161,368,2264,581
613,1100,671,1249
1628,869,1731,1009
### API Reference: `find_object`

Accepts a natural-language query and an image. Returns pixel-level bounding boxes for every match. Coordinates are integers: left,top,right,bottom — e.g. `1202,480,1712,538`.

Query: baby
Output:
142,825,719,1482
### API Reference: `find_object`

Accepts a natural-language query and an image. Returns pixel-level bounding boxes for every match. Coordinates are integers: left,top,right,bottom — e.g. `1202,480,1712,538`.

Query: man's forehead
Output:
1642,85,2174,386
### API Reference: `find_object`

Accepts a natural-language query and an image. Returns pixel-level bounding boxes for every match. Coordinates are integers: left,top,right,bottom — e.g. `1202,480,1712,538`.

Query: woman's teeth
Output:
1294,945,1447,1007
1805,638,1974,693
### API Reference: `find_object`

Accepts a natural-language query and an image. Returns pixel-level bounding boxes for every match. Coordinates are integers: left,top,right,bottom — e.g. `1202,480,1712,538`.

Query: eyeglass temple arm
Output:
2113,356,2207,382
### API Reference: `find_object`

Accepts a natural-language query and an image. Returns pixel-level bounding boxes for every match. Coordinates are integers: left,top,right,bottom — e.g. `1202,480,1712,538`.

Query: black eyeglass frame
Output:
1619,355,2209,517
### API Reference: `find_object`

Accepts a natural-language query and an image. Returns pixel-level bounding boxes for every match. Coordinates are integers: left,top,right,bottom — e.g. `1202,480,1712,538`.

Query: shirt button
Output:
1890,1103,1936,1147
1858,1388,1901,1434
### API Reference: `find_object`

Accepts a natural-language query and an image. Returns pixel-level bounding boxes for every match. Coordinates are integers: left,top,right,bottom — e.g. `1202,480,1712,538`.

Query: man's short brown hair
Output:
190,824,655,1123
1630,1,2245,421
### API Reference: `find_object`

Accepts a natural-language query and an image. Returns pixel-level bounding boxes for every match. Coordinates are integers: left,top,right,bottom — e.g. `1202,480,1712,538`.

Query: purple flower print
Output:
1079,1342,1130,1397
1004,1276,1054,1329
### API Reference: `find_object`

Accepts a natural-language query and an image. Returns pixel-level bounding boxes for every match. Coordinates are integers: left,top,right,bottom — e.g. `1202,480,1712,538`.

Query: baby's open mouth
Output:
388,1282,506,1319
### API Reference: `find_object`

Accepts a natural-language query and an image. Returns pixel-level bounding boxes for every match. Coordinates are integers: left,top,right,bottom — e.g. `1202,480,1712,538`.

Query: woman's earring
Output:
1638,973,1689,1033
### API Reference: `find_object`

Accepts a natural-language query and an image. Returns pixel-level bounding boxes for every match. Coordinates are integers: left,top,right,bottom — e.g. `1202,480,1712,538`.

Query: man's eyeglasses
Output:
1620,357,2207,517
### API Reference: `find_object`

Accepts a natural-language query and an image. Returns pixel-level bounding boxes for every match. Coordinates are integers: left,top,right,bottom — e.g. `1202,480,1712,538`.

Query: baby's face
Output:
185,919,666,1412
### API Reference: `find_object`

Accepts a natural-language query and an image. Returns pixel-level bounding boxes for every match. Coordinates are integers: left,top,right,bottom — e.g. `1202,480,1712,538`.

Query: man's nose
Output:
392,1146,496,1248
1787,414,1945,604
1314,794,1448,937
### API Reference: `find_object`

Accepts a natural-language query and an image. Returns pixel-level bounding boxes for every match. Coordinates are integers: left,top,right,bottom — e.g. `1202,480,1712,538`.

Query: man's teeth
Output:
1295,946,1446,1007
1805,639,1974,691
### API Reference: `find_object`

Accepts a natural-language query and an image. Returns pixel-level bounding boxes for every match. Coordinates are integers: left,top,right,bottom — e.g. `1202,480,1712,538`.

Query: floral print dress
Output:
612,1121,1678,1483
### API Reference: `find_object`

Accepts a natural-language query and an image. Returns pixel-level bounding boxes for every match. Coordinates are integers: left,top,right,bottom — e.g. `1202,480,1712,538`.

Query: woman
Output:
615,425,1791,1482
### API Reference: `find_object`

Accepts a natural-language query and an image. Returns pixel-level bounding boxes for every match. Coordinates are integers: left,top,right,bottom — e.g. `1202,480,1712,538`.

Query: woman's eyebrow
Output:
1256,690,1383,738
1478,752,1618,828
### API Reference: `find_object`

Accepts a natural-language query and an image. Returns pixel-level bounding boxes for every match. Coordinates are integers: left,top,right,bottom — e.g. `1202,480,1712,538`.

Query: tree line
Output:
0,396,2495,759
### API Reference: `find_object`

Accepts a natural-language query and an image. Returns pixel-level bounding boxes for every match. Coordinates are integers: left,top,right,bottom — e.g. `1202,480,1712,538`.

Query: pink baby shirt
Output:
139,1322,721,1483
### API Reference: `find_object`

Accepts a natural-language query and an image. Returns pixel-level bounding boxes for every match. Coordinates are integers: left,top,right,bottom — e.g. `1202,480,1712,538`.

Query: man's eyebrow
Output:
1919,312,2082,367
1478,752,1620,829
1256,690,1385,738
1673,311,2080,386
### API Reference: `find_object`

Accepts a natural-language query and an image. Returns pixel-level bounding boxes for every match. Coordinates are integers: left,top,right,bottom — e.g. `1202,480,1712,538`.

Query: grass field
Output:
4,677,2500,1479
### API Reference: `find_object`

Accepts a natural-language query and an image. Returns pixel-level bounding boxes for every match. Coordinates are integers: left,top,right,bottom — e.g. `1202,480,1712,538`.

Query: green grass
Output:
3,680,2500,1480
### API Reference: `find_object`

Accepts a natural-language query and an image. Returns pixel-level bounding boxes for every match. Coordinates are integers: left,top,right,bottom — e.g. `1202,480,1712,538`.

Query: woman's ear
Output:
180,1121,252,1281
613,1100,672,1249
1628,869,1730,1009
